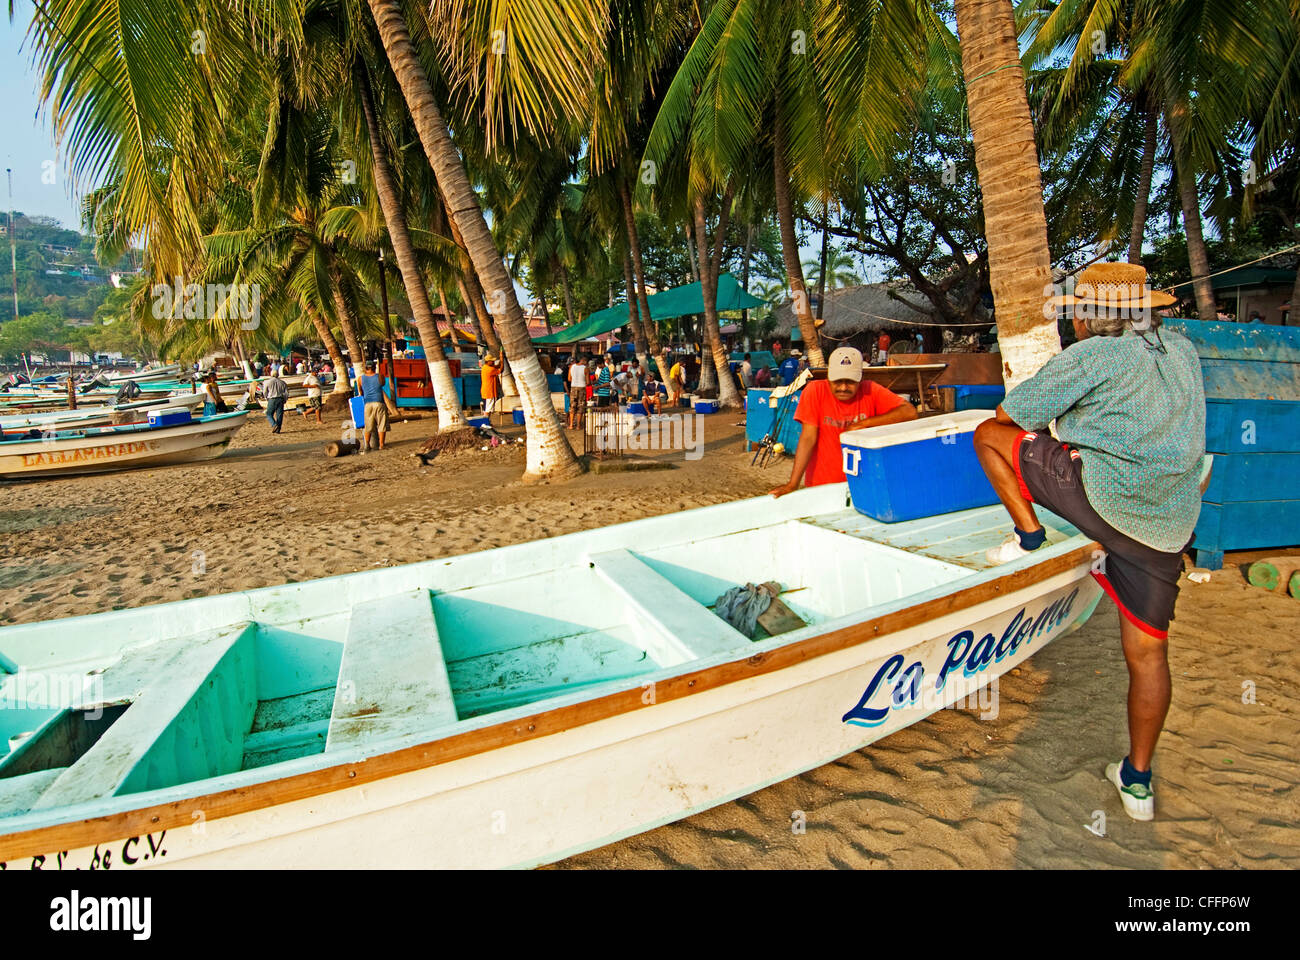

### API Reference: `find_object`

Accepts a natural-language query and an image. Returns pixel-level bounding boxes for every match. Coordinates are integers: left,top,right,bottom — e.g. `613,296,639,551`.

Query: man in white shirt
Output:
300,370,323,424
566,354,588,429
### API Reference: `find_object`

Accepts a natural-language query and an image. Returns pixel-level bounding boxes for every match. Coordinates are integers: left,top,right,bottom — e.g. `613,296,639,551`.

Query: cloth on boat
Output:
114,381,142,403
714,581,782,638
1014,430,1184,639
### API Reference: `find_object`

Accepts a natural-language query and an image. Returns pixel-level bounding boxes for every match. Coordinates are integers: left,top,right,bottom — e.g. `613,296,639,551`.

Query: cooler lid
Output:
840,409,994,449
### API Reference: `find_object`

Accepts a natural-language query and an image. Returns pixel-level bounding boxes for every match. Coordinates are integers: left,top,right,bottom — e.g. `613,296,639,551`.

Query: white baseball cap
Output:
827,346,864,382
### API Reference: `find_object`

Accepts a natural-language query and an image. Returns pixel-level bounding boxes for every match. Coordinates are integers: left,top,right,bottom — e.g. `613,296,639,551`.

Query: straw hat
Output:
1047,262,1176,309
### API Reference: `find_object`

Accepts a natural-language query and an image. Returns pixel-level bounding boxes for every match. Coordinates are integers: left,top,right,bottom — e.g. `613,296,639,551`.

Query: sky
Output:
2,1,84,230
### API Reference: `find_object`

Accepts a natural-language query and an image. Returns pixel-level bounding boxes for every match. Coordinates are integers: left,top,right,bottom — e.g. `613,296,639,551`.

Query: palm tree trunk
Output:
446,210,517,396
367,0,579,479
955,0,1060,388
233,337,253,380
619,175,672,383
326,253,367,384
1166,103,1216,322
1289,260,1300,327
773,107,825,366
456,274,488,349
741,221,754,329
693,195,742,409
621,246,649,368
558,259,577,326
1128,110,1158,264
358,64,465,431
685,223,700,282
539,288,553,334
436,284,462,349
308,307,351,395
816,199,829,322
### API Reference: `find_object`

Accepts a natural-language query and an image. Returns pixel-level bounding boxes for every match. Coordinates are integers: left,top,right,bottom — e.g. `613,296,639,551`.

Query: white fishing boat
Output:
0,394,206,436
0,480,1102,869
0,411,248,479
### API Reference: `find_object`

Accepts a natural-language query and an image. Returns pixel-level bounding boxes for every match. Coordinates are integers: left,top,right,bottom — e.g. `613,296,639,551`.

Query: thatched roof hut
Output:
771,282,938,335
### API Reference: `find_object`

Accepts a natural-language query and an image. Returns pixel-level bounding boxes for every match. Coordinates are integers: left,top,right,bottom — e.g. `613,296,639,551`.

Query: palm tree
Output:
364,0,587,479
803,245,861,293
1022,0,1279,322
644,0,932,369
953,0,1059,386
354,59,467,431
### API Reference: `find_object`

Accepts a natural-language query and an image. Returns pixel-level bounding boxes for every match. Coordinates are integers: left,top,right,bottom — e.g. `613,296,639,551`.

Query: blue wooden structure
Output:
1165,320,1300,569
745,387,804,452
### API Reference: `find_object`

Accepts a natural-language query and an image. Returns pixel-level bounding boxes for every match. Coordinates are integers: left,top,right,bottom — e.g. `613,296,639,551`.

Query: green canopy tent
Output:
532,273,766,345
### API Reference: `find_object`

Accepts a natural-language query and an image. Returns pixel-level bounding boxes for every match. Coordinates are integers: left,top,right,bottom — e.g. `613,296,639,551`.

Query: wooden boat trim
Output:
0,542,1095,861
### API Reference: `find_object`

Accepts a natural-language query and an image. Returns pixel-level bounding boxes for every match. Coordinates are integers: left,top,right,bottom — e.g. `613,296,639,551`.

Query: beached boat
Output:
0,411,248,479
0,483,1101,868
0,394,206,436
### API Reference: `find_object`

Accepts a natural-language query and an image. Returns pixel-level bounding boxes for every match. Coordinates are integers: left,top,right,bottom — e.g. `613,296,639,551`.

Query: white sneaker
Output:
985,532,1032,565
1106,761,1155,821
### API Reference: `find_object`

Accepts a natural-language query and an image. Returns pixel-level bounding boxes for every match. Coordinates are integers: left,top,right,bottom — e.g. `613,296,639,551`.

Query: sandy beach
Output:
2,408,1296,869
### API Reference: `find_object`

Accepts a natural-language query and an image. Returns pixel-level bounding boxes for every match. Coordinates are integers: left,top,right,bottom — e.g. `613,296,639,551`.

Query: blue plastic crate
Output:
147,409,193,428
840,411,998,522
512,408,525,426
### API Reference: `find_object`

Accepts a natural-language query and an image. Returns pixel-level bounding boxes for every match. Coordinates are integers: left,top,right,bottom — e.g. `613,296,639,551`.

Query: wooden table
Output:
862,363,947,412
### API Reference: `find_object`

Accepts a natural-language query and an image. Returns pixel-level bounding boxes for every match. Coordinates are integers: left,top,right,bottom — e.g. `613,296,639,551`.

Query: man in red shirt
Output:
770,346,917,496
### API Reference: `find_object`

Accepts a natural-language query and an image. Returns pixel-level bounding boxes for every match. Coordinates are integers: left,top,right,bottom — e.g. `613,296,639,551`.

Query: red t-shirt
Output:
794,379,905,486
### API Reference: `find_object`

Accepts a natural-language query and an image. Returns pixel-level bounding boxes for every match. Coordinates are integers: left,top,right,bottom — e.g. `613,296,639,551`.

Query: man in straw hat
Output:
972,262,1205,822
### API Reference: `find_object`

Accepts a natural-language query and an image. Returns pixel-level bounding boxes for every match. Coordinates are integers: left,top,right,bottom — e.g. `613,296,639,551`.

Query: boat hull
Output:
0,413,248,478
0,556,1099,869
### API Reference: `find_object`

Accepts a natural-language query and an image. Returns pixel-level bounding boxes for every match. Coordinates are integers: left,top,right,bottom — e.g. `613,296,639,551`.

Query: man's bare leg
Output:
1119,615,1170,772
973,419,1041,533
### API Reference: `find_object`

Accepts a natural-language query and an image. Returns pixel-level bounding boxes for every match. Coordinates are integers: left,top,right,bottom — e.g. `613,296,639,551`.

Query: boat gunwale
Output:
0,410,249,449
0,541,1097,863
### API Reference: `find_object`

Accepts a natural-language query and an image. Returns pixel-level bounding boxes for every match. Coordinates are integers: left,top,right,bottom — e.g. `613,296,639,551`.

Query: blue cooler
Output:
954,384,1006,411
148,409,193,427
512,408,525,425
694,399,719,414
466,415,489,428
628,401,647,416
348,395,366,430
840,410,997,522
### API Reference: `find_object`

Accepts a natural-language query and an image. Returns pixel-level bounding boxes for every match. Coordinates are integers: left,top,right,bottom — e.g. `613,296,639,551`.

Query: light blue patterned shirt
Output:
1001,328,1205,552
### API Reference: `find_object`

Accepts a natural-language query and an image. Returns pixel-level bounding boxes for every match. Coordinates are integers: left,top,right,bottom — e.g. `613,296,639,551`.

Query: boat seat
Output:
325,589,458,753
31,623,256,810
587,549,748,665
0,768,66,818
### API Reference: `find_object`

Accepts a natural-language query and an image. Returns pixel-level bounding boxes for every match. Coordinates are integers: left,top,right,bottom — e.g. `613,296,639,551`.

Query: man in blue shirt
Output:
973,263,1205,823
778,349,801,386
358,362,388,453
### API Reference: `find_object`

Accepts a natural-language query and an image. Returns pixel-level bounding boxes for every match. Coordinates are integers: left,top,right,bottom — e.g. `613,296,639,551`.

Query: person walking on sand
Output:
357,362,388,453
260,370,289,433
770,346,917,496
971,262,1205,822
300,368,323,424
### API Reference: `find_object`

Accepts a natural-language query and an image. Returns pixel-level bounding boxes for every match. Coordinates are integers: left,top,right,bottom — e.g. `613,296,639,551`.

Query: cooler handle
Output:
842,446,861,477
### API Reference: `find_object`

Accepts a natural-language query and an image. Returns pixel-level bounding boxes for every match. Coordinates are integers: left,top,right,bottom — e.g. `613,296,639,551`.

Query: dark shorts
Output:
1014,431,1185,639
